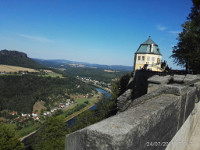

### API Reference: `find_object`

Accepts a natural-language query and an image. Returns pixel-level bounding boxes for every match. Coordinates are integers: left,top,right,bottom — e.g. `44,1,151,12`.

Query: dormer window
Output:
150,44,154,53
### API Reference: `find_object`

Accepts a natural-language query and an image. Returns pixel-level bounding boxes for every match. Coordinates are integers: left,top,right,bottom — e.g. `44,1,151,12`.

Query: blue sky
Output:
0,0,193,69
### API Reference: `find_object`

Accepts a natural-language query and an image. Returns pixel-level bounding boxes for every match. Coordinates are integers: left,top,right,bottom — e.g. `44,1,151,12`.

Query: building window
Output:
138,56,141,60
142,56,145,61
147,56,150,61
157,58,160,64
152,57,155,62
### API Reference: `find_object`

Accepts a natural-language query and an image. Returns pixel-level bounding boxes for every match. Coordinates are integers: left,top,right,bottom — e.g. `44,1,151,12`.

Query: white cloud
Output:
156,25,167,31
18,33,53,43
168,31,181,35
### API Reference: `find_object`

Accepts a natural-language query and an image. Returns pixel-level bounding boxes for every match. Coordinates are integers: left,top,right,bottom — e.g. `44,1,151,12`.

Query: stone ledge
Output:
66,75,199,150
66,95,180,150
148,75,171,84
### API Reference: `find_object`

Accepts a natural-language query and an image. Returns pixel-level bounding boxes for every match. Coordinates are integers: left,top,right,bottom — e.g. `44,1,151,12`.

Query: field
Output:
39,72,63,78
0,65,39,73
18,93,101,139
0,65,62,78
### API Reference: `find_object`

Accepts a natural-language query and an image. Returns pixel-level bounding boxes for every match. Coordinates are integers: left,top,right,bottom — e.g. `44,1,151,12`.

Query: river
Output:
66,88,110,127
22,88,110,144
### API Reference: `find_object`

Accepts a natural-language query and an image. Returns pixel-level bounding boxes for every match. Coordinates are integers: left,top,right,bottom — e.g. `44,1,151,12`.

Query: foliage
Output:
32,116,67,150
64,67,128,83
70,95,116,132
161,61,170,71
0,124,24,150
26,91,115,149
16,122,40,138
171,0,200,72
111,73,131,100
0,75,94,114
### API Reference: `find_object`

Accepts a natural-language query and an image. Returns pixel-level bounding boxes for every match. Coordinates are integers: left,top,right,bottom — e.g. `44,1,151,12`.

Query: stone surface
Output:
147,75,171,84
166,102,200,150
66,95,180,150
186,111,200,150
194,82,200,102
173,75,186,83
117,89,132,112
66,74,200,150
184,74,198,82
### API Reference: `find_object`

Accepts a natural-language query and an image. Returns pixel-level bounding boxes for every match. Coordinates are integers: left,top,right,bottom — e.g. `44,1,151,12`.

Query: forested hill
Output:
0,74,94,114
0,49,44,69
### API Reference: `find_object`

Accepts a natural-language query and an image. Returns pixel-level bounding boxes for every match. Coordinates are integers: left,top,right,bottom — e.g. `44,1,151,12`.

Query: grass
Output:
17,123,41,139
39,72,63,78
0,65,39,73
63,93,101,121
0,74,21,76
75,94,100,105
0,64,62,78
18,92,102,140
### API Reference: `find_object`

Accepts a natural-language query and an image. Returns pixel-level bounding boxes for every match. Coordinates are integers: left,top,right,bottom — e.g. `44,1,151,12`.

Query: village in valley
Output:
76,76,111,92
9,99,74,123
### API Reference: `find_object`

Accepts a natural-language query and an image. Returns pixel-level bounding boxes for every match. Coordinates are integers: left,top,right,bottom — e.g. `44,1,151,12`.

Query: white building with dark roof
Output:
133,36,162,72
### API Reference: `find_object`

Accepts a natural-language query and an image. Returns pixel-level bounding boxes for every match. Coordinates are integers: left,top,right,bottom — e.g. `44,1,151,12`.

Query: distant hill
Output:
34,59,133,71
0,49,44,69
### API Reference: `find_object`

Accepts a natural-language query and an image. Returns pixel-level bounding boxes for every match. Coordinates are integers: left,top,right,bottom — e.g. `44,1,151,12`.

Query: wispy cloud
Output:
156,25,167,31
18,33,53,43
168,31,181,35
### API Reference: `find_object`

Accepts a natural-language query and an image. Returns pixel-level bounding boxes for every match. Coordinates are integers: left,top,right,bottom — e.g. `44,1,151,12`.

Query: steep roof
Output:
142,36,158,45
135,36,162,55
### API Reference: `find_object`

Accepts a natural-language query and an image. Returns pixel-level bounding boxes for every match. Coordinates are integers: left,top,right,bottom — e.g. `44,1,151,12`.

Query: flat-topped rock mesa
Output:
0,49,43,69
0,49,28,58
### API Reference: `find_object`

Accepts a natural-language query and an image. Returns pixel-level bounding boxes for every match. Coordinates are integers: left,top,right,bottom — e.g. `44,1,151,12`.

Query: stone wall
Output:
117,70,169,112
65,74,200,150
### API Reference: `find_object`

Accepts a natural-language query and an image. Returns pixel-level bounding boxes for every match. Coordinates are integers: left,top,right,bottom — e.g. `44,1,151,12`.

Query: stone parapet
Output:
65,81,200,150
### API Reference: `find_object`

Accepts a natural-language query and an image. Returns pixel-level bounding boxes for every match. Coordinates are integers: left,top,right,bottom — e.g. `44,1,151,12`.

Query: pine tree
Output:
171,0,200,73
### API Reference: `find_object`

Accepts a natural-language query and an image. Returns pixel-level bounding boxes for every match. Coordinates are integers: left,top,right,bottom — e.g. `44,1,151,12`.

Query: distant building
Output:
133,36,162,72
32,113,38,117
10,111,17,115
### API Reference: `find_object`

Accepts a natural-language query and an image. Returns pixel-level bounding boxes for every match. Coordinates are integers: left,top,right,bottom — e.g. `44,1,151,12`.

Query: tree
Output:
111,73,131,100
32,116,67,150
161,61,170,71
171,0,200,73
0,124,24,150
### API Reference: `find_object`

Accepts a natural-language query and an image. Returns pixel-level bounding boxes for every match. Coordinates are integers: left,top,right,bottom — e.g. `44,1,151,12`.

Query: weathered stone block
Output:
148,75,171,84
66,95,180,150
194,82,200,102
147,75,171,93
163,84,188,96
173,75,186,83
117,89,132,112
184,87,196,121
65,129,87,150
183,74,198,82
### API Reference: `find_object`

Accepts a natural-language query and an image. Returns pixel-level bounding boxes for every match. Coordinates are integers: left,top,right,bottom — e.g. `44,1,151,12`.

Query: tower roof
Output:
142,36,158,45
135,36,162,55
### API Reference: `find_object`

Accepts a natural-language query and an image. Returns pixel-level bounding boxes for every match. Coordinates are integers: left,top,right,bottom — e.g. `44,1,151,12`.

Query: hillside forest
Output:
0,74,94,115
